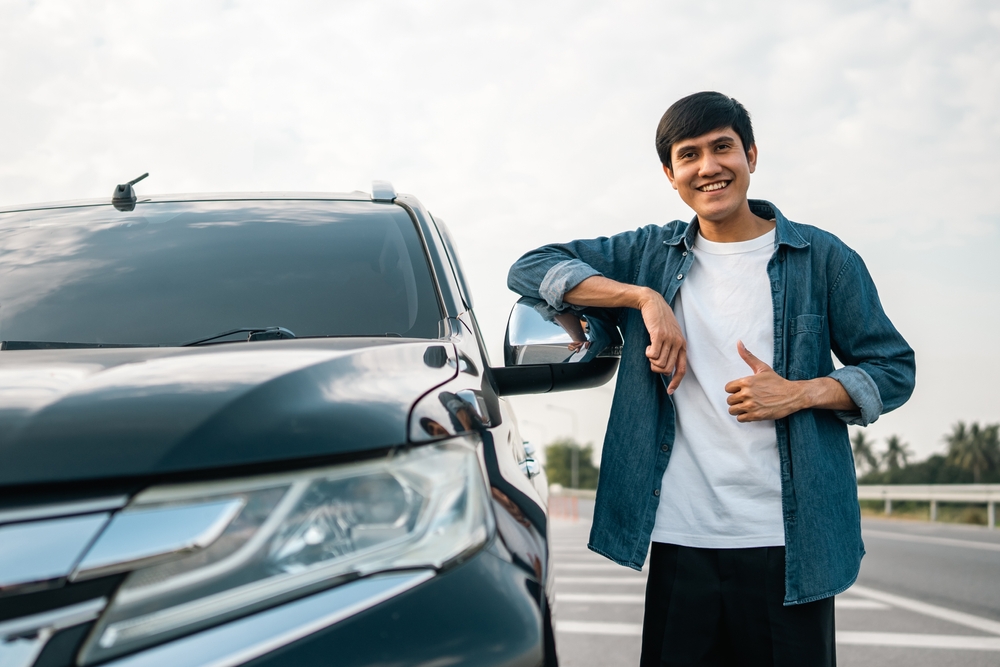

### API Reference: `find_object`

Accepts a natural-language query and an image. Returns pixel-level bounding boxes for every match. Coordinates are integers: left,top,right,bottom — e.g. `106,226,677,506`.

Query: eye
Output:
715,143,732,151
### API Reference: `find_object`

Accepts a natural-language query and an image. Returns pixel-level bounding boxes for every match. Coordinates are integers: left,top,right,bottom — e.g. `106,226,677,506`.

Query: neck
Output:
696,201,775,243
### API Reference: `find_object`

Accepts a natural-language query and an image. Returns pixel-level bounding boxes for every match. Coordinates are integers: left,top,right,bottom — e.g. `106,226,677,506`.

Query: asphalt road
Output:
549,510,1000,667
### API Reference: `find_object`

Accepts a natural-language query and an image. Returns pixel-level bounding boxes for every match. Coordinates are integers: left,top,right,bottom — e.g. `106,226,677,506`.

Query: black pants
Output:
640,543,835,667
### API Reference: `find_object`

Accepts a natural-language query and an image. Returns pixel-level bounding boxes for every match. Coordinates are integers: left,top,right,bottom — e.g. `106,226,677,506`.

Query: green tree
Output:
851,430,879,474
544,439,599,489
946,421,1000,483
881,435,913,472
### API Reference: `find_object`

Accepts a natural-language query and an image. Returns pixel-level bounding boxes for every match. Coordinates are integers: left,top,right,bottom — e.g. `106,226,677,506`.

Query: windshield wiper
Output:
182,327,297,347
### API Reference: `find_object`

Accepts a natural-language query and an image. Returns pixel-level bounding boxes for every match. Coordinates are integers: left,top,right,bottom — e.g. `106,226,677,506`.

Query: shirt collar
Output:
665,199,809,250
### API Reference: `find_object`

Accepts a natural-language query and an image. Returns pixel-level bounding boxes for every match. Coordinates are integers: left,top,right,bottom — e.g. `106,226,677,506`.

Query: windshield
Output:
0,200,442,347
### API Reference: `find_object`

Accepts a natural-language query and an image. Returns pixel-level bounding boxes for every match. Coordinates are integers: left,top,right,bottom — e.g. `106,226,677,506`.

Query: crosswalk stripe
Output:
836,599,891,610
557,577,646,584
556,624,1000,650
556,595,888,608
557,621,641,636
559,594,644,604
837,632,1000,651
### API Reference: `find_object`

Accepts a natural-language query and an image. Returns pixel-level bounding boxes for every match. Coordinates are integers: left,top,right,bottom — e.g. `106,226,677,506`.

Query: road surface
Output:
550,513,1000,666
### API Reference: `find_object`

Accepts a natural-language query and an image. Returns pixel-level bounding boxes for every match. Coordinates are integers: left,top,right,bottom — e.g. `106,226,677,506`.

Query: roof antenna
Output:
112,173,149,212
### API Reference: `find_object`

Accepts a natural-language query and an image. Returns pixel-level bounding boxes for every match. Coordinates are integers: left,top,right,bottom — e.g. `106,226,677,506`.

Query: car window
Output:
0,200,442,346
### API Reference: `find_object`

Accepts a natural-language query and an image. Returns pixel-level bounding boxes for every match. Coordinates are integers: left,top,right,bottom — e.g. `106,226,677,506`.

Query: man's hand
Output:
725,341,803,422
564,277,687,393
725,340,858,421
637,289,687,393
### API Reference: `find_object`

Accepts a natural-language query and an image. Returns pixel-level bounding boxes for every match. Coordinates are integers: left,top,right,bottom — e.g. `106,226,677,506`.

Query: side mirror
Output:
491,297,622,396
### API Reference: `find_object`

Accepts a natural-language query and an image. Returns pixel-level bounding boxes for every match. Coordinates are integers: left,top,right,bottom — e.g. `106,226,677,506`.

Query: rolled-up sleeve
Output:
538,259,602,311
827,250,915,427
828,366,883,426
507,225,656,312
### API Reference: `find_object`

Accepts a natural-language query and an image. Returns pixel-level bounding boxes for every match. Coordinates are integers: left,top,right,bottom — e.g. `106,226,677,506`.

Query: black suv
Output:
0,182,619,667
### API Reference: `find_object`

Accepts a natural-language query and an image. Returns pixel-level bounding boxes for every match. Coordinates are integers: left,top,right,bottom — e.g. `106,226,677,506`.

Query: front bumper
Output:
94,546,542,667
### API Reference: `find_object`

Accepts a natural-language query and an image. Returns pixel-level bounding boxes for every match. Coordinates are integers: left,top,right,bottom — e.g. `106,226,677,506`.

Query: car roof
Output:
0,191,376,215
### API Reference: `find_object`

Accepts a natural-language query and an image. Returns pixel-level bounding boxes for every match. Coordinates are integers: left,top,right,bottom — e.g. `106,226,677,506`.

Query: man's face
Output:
663,127,757,223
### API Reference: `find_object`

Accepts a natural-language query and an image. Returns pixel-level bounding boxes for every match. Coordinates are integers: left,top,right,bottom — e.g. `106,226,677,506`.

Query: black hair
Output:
655,92,754,168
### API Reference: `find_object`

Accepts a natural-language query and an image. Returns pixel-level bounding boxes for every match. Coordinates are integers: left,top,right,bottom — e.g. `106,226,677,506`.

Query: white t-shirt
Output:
650,228,785,548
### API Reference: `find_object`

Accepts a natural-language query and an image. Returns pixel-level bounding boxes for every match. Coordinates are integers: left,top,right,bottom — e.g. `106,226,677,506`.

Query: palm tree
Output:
946,421,1000,483
851,430,878,474
881,435,913,471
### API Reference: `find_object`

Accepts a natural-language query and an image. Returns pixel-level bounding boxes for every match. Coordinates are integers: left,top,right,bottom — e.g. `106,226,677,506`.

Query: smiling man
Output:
507,92,915,666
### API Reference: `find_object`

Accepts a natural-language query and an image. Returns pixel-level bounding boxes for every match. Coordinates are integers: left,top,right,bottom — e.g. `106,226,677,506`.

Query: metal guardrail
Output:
857,484,1000,528
547,485,999,528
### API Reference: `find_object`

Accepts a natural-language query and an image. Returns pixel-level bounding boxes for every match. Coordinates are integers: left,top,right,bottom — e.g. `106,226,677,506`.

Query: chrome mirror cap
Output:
504,297,622,367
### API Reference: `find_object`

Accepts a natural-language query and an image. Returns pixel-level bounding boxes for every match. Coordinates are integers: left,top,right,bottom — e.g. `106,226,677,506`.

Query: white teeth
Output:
700,181,728,192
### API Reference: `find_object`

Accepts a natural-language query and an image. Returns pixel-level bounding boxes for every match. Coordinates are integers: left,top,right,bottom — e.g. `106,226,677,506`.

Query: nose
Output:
697,152,722,177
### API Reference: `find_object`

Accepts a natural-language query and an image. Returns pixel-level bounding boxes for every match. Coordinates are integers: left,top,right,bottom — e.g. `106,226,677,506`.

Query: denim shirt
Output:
508,200,915,604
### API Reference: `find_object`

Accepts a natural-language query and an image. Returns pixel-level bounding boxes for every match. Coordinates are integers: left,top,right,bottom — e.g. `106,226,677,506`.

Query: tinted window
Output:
0,200,442,346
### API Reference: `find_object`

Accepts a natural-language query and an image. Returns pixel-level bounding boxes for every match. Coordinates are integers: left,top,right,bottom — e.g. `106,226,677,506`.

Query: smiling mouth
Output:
698,181,730,192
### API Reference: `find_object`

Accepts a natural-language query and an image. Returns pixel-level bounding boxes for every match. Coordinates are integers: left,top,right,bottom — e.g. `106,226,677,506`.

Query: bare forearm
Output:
795,377,857,412
564,276,653,310
727,345,858,421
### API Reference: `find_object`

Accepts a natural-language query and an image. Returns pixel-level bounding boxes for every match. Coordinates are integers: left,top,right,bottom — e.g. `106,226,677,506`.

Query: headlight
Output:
79,438,492,664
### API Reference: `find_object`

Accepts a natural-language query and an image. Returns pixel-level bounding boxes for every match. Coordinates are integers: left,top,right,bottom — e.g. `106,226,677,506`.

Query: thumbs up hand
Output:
724,340,804,422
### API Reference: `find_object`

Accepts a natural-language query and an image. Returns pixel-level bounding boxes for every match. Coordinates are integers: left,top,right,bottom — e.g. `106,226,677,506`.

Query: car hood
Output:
0,338,457,487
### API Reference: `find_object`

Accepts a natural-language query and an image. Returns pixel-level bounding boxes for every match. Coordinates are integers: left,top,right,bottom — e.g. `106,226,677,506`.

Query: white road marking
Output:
557,621,642,636
837,632,1000,651
557,623,1000,650
559,594,645,604
557,577,646,585
864,529,1000,552
850,585,1000,636
835,599,891,610
556,594,887,608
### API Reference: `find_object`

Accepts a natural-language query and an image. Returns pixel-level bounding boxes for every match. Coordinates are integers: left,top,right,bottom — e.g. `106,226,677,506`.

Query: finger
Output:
737,340,771,374
667,349,687,394
646,336,665,361
648,338,670,367
663,345,680,379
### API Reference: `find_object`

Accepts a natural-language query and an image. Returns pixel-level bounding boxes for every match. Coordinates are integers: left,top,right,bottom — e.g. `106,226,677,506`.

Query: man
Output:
507,92,915,666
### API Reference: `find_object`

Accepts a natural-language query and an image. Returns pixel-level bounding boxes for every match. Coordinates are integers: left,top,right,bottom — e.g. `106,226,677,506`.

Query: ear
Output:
662,164,678,191
746,142,758,174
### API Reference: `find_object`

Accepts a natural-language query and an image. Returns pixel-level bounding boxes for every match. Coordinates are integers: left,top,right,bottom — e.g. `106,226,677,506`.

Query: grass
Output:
859,499,995,527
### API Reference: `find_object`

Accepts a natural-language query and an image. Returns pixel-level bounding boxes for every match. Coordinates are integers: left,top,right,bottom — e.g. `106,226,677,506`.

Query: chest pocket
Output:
788,314,826,379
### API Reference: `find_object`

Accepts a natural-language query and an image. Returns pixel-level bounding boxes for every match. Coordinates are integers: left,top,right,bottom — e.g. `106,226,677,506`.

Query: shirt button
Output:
660,444,669,452
682,251,688,256
676,274,684,280
653,489,660,497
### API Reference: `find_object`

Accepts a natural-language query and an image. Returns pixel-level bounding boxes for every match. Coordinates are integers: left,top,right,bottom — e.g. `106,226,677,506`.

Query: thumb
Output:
737,340,770,374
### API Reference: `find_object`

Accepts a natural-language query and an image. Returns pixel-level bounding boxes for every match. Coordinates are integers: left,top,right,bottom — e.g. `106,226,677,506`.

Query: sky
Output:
1,0,998,463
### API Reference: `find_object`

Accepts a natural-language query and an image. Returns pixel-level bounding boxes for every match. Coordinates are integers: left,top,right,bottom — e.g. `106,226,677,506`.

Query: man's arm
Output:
724,341,855,422
507,225,689,391
564,276,687,393
725,249,914,425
